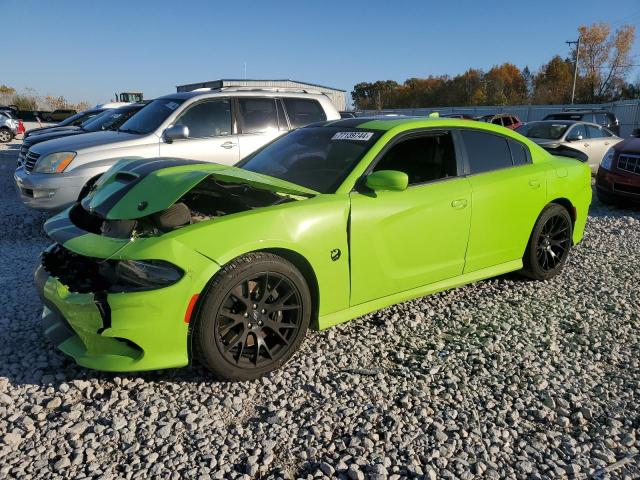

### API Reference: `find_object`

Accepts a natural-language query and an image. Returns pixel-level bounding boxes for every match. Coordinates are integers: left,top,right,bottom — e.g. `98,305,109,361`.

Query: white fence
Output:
359,101,640,137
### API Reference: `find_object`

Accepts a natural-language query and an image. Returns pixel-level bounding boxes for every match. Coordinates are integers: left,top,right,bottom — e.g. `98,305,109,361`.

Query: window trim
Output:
173,97,235,139
356,128,465,191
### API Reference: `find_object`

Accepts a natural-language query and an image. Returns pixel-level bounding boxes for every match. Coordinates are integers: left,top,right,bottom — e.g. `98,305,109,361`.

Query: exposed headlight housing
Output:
111,259,183,291
600,147,615,171
33,151,76,174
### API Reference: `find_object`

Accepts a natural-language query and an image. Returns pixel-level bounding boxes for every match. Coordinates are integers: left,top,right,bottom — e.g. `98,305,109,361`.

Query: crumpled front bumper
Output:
34,252,211,372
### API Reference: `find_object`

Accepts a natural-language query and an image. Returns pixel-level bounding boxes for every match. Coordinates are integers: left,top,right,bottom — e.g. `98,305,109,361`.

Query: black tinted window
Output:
282,98,327,128
239,98,278,134
373,133,457,184
239,127,381,193
176,100,231,137
595,113,609,125
461,130,513,174
508,139,529,165
502,116,513,127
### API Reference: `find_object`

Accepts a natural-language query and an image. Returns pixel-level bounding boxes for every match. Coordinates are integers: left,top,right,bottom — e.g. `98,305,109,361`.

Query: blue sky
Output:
4,0,640,106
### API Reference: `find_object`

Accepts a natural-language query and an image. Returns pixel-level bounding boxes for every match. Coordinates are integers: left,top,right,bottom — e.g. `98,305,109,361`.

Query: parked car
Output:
543,110,619,136
35,117,591,380
596,137,640,206
24,108,108,139
516,120,622,173
42,109,77,122
0,110,25,137
15,88,339,212
339,111,357,118
17,104,147,167
441,113,476,120
0,111,19,143
478,114,523,130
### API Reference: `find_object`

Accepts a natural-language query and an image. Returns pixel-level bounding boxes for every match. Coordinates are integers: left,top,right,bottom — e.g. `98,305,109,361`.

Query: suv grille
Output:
19,144,28,160
617,154,640,176
24,151,40,173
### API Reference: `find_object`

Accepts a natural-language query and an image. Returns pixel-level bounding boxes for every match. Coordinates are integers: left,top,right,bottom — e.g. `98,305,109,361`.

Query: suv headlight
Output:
600,147,615,170
33,152,76,174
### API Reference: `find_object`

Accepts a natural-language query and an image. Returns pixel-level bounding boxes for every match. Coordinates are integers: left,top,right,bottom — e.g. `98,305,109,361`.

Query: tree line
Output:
352,22,638,110
0,85,91,113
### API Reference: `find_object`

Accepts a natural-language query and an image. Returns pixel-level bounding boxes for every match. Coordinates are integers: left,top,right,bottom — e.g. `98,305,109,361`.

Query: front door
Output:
159,98,240,165
349,130,472,306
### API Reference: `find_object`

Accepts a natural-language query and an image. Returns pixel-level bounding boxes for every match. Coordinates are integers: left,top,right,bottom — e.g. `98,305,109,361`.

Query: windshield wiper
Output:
118,128,144,135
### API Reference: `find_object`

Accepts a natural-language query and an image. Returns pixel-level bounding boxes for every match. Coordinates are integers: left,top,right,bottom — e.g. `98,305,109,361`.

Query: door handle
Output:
529,179,541,188
451,199,468,209
583,143,590,147
220,141,237,149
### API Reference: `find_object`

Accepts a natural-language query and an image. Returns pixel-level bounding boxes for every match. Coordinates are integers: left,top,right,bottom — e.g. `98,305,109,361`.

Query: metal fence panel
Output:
360,101,640,137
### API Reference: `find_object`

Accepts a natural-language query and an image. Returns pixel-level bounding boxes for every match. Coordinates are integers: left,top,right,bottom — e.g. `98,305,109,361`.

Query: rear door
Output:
349,130,472,305
159,98,240,164
236,98,288,159
584,124,615,172
461,129,547,273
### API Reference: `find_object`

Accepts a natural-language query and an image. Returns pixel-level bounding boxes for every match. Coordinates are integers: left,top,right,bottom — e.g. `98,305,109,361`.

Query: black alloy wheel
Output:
194,252,311,381
522,203,573,281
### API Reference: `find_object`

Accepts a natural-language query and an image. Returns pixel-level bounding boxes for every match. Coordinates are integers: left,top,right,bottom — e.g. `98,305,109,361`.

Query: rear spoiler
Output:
540,145,588,163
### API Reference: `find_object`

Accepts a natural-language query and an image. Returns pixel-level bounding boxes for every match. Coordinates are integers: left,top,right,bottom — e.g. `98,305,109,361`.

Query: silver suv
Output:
14,88,339,211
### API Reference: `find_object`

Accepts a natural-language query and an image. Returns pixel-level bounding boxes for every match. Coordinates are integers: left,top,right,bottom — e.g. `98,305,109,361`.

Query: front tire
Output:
194,252,311,381
522,204,573,281
0,128,13,143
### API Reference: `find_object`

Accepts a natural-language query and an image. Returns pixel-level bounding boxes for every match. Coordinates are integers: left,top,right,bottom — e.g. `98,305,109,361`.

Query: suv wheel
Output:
0,128,12,143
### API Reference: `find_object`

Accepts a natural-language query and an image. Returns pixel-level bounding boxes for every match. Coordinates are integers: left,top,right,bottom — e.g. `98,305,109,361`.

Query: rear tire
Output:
0,128,12,143
521,204,573,281
193,252,311,381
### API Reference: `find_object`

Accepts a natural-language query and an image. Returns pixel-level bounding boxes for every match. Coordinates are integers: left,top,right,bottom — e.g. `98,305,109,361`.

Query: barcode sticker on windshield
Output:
332,131,374,141
165,102,180,110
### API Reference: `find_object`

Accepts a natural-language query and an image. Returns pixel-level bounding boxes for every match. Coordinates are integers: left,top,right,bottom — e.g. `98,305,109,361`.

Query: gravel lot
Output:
0,139,639,479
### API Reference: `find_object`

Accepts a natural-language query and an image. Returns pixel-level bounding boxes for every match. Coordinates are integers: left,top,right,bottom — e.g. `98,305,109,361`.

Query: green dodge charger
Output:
36,117,592,380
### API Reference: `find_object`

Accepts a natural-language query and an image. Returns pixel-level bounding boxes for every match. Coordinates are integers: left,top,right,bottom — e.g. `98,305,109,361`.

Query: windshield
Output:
118,98,184,134
517,122,569,140
238,127,382,193
58,110,102,126
81,107,141,132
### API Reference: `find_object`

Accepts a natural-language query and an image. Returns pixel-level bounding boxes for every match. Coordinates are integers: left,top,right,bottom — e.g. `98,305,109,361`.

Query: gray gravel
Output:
1,141,639,479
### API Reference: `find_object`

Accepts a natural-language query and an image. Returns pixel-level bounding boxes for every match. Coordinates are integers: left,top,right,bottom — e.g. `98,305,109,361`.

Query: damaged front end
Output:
36,158,316,372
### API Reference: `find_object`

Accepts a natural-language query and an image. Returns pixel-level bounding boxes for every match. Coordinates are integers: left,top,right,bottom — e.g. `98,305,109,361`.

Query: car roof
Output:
309,116,515,132
546,110,612,115
156,89,331,101
526,119,604,128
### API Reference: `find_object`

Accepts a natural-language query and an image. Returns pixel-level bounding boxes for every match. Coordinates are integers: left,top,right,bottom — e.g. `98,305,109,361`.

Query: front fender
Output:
171,195,352,318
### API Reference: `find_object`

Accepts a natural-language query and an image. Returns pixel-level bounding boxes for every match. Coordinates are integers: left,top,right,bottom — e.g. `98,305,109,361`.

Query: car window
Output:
238,98,279,134
461,130,513,174
491,117,502,125
601,128,614,137
118,98,185,135
508,139,530,165
595,113,609,126
566,124,586,140
372,132,457,185
282,98,327,128
175,100,231,138
585,125,604,139
502,116,513,127
238,126,383,193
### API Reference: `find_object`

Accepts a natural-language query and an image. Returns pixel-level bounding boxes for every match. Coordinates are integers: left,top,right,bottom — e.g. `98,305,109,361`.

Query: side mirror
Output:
163,124,189,143
365,170,408,192
566,133,583,142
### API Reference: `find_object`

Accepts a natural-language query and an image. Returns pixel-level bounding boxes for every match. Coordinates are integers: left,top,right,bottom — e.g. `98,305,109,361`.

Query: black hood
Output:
23,127,84,148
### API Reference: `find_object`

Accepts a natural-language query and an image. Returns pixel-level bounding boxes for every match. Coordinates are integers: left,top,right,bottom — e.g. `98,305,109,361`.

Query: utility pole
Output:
566,37,581,104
